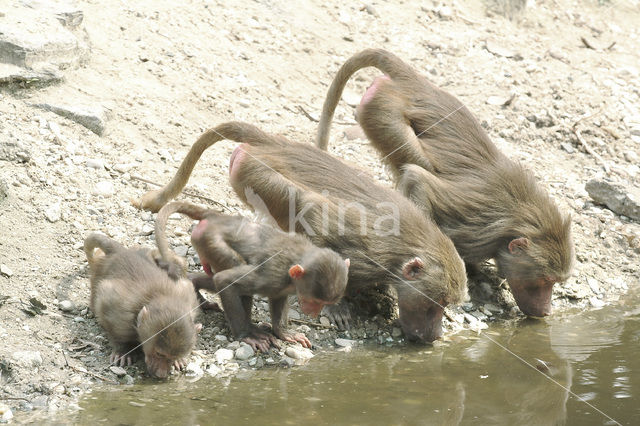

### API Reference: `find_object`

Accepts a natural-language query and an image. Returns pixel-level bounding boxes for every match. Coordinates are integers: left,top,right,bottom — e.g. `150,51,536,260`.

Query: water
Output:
56,292,639,425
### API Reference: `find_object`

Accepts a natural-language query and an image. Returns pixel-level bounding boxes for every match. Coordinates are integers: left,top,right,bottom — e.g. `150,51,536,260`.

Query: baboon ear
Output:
508,237,529,255
402,257,425,280
289,264,305,280
344,258,350,268
136,306,150,328
195,323,203,333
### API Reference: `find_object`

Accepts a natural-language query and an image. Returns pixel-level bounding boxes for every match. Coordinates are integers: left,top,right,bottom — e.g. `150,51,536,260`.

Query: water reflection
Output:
58,293,639,425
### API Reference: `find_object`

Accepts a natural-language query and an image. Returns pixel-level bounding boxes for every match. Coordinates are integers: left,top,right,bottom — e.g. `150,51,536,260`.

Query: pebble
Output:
587,277,600,294
227,341,241,350
214,348,234,364
319,316,331,327
139,224,154,236
235,345,255,361
585,179,640,221
214,334,228,342
206,364,221,376
343,125,366,141
0,403,13,422
45,203,62,223
174,245,189,257
341,89,361,107
462,302,474,312
94,180,114,197
185,362,203,376
58,300,74,312
86,158,105,169
470,310,488,321
281,356,296,367
114,163,135,173
0,264,13,277
624,151,638,163
285,347,314,360
391,327,402,338
123,375,134,385
110,366,127,376
589,297,605,308
335,338,356,347
561,143,575,154
12,350,43,367
129,401,146,407
288,308,301,320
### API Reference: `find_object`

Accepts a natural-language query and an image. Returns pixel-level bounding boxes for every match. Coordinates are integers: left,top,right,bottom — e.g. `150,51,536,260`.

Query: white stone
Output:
86,158,105,169
110,366,127,376
58,300,74,312
185,362,203,376
335,338,356,347
94,180,114,197
285,347,314,360
0,264,13,277
206,364,221,376
45,202,61,222
214,348,234,364
587,277,600,294
589,297,605,308
214,334,228,342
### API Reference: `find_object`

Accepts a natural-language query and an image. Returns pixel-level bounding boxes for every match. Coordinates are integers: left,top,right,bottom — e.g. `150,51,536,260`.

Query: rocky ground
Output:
1,0,639,422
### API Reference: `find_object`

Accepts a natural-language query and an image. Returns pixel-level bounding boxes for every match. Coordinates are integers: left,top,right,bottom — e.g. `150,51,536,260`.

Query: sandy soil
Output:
1,0,639,420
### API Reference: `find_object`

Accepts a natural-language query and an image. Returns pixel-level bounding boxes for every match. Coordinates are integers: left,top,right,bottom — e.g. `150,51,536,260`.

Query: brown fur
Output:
136,122,467,343
84,233,201,378
316,49,574,317
154,201,349,351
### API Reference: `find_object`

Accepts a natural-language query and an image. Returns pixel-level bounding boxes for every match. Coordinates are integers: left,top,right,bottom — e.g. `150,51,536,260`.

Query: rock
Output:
206,364,221,376
319,316,331,327
462,302,474,312
285,347,314,360
86,158,105,169
281,356,296,367
109,366,127,377
548,48,569,63
123,374,134,385
185,362,203,376
363,4,379,17
113,163,135,173
486,94,515,106
435,5,453,19
34,103,108,135
288,308,300,320
483,303,503,315
214,348,234,364
485,41,522,59
226,341,241,350
58,300,74,312
341,89,361,107
214,334,228,343
470,310,488,321
624,151,639,163
0,179,7,201
587,277,600,294
463,313,478,324
0,264,13,277
561,143,575,154
94,181,114,197
589,297,605,308
0,7,86,69
343,125,366,140
21,0,84,28
0,63,62,87
45,202,61,222
0,403,13,422
585,179,640,221
335,338,356,347
12,350,43,367
174,245,189,258
234,345,254,361
0,139,31,163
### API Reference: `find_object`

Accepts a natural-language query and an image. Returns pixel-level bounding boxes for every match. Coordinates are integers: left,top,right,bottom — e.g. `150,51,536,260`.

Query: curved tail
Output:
316,49,417,150
135,121,278,213
155,201,215,265
84,233,124,266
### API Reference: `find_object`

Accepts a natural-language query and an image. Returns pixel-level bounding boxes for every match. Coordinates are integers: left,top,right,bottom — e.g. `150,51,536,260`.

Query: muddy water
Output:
59,292,638,425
